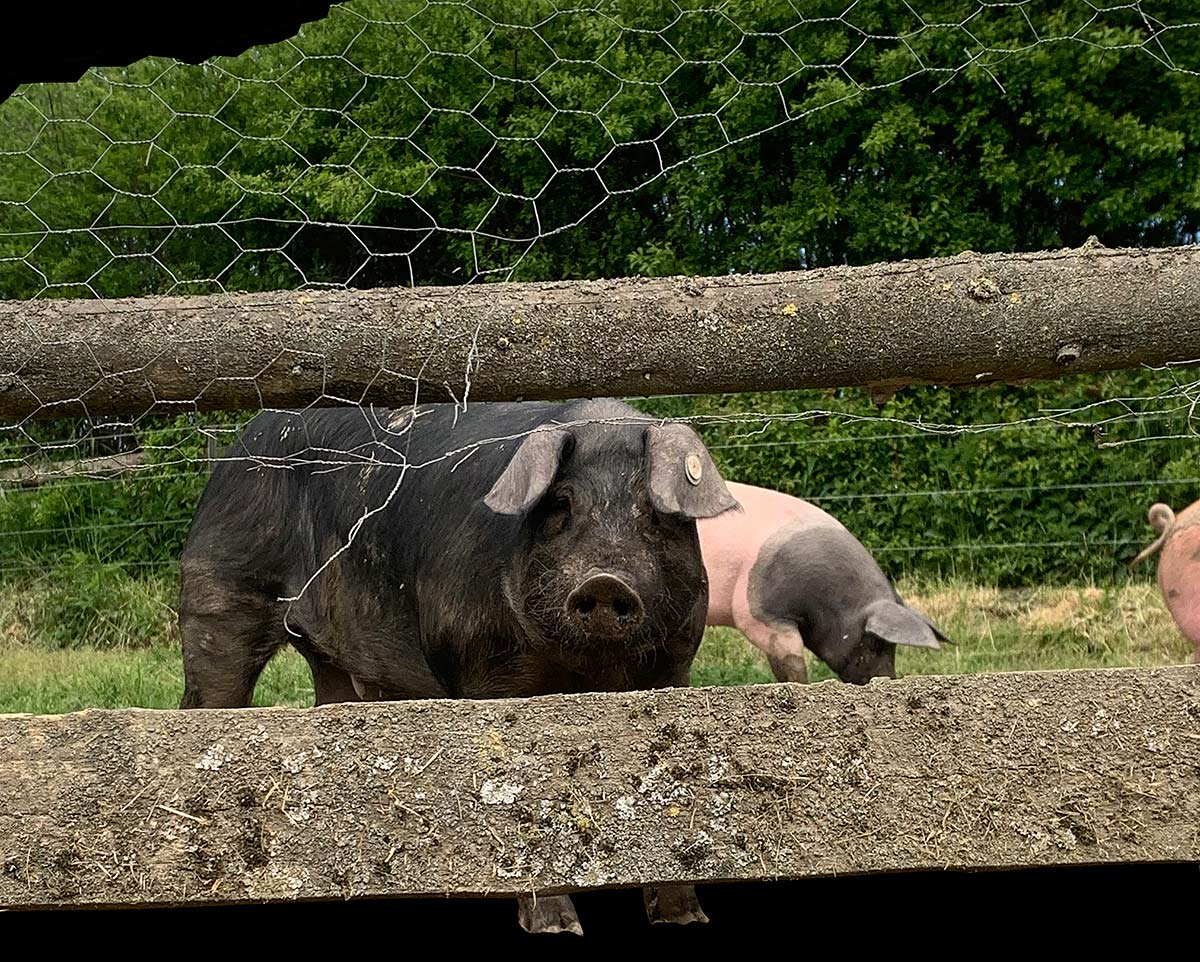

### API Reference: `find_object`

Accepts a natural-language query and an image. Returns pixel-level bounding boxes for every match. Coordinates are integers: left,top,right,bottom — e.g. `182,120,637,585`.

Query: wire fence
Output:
0,383,1194,581
3,2,1199,296
0,0,1198,622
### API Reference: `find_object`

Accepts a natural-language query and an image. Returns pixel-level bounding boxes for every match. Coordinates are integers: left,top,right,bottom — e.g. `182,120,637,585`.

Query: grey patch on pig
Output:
746,521,948,685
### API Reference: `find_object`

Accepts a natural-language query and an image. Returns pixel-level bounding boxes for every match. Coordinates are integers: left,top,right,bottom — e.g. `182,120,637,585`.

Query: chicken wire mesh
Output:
0,0,1198,630
4,1,1199,295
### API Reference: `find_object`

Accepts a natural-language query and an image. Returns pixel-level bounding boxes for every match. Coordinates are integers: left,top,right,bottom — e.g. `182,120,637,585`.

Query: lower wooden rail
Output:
2,666,1197,909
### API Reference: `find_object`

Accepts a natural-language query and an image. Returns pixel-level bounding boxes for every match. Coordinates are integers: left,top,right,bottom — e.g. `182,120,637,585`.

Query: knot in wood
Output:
967,276,1001,302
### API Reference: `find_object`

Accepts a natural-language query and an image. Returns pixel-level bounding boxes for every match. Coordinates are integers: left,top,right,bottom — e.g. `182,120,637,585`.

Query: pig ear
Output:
905,605,955,645
644,423,739,519
864,600,943,649
483,427,571,515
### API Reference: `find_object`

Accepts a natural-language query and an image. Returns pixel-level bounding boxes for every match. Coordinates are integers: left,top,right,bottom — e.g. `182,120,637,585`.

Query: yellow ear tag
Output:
685,453,703,485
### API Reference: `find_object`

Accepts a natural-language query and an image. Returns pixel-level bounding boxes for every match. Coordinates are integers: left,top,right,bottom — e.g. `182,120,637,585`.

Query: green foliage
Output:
0,645,313,712
638,368,1199,587
3,2,1197,294
0,414,216,570
0,2,1197,589
0,564,177,650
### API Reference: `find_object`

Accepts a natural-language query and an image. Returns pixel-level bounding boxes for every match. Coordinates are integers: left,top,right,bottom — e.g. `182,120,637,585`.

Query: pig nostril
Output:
566,574,644,639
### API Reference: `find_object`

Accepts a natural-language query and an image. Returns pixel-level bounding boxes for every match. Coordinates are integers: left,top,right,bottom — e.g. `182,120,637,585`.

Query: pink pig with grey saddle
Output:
697,481,948,684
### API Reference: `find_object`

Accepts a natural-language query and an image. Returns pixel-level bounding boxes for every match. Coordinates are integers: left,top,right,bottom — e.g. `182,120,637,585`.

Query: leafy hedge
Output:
1,1,1197,587
2,365,1195,588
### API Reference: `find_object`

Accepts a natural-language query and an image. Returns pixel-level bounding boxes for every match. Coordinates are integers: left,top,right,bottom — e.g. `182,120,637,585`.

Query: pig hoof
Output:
518,894,583,936
767,654,809,685
643,885,709,925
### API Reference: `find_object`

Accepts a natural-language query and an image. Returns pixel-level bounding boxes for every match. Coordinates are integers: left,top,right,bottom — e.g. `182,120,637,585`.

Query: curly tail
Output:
1129,502,1176,567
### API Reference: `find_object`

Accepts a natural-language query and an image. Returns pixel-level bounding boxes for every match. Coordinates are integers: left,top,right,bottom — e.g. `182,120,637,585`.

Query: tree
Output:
0,0,1196,585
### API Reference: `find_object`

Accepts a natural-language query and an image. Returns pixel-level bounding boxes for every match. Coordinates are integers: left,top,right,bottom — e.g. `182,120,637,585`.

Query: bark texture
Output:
2,244,1199,419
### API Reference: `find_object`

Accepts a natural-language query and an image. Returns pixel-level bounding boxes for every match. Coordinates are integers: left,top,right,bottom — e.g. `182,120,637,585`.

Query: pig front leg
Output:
517,893,583,936
767,651,808,684
737,615,809,683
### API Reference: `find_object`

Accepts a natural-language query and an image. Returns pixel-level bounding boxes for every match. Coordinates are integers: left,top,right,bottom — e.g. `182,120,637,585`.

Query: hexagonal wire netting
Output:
4,2,1199,296
0,2,1198,678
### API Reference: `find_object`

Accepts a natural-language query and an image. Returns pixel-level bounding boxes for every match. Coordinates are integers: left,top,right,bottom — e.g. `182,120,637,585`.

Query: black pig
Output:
177,398,738,934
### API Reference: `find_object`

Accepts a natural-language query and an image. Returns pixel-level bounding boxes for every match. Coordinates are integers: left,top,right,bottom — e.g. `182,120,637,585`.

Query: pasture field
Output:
0,573,1188,714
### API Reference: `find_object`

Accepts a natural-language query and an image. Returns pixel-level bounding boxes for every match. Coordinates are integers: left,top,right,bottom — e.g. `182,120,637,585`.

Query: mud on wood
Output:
1,666,1198,909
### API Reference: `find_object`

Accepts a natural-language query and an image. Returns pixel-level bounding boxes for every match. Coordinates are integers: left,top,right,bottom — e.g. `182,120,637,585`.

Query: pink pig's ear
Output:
864,601,942,649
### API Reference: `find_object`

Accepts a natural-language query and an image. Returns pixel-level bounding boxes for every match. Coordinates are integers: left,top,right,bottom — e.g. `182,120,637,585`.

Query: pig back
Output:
181,402,569,621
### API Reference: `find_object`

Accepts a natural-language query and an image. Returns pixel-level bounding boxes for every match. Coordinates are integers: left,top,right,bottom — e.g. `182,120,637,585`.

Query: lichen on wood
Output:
1,666,1198,909
4,244,1200,418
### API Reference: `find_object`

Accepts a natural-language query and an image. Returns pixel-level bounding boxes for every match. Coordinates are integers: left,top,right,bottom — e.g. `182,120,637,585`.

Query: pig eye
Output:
544,493,573,533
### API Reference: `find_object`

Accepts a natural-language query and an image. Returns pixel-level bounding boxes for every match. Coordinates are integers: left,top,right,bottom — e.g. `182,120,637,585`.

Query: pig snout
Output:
566,571,645,641
838,645,897,686
843,663,896,686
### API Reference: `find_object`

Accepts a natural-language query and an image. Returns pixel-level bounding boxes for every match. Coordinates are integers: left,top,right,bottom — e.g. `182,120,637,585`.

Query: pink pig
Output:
1132,500,1200,663
697,481,947,684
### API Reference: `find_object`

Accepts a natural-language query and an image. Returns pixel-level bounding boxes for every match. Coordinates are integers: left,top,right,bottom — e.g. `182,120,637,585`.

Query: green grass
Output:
0,646,314,714
690,578,1195,686
0,573,1193,714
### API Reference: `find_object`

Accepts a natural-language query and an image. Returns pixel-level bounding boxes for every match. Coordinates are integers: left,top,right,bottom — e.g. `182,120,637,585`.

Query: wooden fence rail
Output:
2,243,1199,419
2,665,1197,910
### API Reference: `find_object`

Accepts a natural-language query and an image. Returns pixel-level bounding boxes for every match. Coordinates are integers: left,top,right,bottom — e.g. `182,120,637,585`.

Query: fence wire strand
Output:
0,1,1198,600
